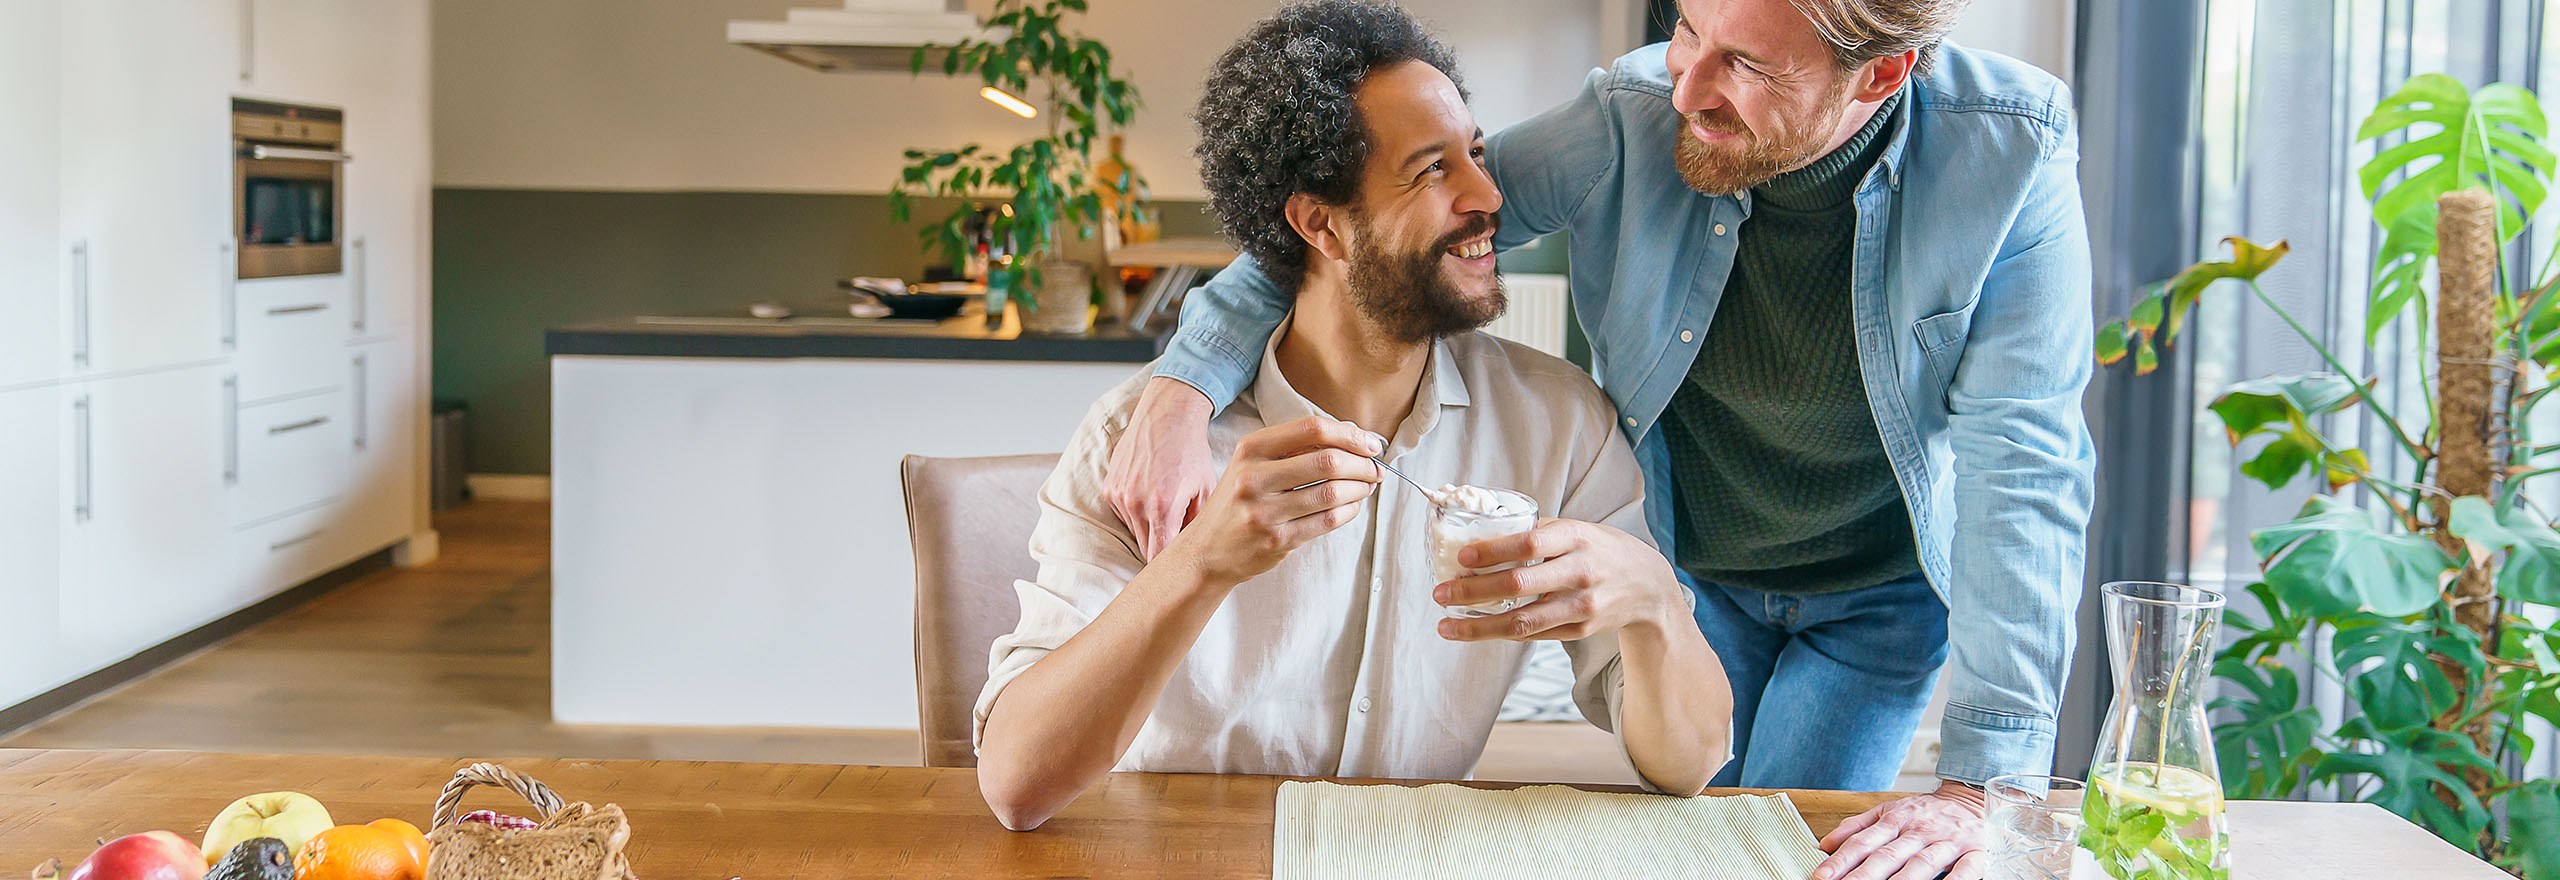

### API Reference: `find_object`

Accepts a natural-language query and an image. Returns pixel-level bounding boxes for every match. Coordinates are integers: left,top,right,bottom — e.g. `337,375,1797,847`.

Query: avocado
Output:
206,837,295,880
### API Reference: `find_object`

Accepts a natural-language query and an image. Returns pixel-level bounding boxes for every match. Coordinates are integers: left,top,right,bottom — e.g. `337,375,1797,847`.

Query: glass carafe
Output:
2081,581,2230,880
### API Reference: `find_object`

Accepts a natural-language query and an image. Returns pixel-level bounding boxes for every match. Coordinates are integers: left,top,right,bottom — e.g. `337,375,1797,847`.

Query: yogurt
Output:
1426,484,1540,618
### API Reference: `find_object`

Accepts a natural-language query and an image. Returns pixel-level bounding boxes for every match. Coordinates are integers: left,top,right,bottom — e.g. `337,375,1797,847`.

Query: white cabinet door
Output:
336,338,419,558
339,0,430,339
241,0,364,106
59,367,229,674
58,0,237,374
0,387,69,709
0,0,62,389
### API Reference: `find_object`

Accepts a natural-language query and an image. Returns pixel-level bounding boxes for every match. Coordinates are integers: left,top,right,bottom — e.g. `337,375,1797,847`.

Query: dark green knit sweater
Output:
1660,92,1922,595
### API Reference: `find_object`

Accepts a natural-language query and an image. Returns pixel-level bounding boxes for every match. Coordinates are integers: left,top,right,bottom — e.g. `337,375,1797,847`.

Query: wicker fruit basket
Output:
425,762,636,880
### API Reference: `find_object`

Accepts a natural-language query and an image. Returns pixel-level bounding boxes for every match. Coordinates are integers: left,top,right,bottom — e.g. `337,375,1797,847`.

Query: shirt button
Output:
1713,223,1728,236
1624,416,1638,428
1679,329,1695,344
1370,577,1382,593
1357,697,1372,713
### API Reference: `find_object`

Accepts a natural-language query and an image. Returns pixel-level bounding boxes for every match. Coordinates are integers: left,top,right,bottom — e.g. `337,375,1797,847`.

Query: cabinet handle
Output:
71,241,90,369
352,355,368,451
352,236,368,334
267,303,329,316
268,416,329,436
221,242,238,350
269,530,324,552
223,376,240,486
73,395,92,523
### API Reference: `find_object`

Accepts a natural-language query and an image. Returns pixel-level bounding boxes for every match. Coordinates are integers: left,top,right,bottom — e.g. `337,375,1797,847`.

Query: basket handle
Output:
431,762,569,831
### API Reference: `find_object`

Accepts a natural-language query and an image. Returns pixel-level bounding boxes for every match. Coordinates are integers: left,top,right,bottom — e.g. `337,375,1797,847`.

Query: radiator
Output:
1484,273,1571,359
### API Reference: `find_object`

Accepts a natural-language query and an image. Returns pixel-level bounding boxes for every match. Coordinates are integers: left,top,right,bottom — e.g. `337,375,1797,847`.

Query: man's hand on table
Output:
1105,377,1219,560
1434,519,1688,642
1815,781,1991,880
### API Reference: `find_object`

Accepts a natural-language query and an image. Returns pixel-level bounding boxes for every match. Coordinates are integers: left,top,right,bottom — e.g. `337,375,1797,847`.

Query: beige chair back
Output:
901,453,1060,768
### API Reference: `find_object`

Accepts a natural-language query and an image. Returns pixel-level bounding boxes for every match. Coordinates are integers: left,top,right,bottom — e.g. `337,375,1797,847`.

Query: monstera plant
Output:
2096,74,2560,876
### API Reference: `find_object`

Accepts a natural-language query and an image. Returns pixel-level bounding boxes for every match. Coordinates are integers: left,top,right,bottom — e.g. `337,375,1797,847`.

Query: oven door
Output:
236,146,346,279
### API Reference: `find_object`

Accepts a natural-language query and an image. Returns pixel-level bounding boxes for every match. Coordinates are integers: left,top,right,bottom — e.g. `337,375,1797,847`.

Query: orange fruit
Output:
366,819,430,873
295,824,422,880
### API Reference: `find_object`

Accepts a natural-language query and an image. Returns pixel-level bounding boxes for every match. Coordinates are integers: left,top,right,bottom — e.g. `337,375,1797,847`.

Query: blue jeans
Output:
1692,573,1950,791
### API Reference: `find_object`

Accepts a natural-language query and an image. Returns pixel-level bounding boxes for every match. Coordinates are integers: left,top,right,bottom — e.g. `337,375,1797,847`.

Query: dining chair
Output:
899,452,1059,768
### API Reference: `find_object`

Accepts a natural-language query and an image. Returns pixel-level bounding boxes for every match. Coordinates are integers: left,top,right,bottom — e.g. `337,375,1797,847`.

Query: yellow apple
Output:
199,792,332,866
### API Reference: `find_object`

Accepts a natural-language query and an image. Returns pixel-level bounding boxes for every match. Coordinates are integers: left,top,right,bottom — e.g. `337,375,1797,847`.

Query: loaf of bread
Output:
425,802,634,880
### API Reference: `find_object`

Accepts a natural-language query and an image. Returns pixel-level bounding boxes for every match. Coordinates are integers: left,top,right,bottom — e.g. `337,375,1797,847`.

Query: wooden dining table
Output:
0,749,2509,879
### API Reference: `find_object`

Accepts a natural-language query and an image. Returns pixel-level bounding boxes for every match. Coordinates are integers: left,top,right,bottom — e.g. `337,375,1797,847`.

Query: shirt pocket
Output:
1913,300,1980,404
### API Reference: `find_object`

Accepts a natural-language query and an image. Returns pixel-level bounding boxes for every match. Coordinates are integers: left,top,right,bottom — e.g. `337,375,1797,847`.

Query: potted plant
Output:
889,0,1148,335
2096,74,2560,876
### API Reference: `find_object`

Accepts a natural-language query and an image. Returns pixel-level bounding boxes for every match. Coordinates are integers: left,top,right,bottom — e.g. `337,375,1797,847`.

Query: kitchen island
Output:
547,309,1160,730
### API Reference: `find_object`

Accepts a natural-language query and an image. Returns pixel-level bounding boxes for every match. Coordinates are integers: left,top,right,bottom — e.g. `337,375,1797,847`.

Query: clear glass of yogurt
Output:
1426,484,1541,618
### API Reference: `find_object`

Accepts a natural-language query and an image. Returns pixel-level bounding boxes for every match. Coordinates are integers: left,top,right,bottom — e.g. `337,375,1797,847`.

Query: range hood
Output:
728,0,990,74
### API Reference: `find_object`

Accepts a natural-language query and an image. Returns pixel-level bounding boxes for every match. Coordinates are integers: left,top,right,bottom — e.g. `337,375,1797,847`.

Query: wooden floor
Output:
0,500,1632,784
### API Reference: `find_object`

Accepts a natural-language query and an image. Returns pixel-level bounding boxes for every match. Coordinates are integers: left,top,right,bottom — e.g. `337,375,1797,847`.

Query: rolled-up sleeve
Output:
970,395,1151,751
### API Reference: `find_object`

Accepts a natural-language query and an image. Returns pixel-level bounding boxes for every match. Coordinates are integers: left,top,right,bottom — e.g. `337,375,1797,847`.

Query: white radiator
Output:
1485,273,1571,359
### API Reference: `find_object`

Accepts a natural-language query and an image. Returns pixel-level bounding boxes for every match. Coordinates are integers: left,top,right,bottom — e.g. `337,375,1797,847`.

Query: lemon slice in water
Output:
2094,762,2224,819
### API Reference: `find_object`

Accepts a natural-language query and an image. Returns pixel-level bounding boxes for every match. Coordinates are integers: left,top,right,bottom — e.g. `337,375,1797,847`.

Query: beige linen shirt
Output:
974,315,1656,781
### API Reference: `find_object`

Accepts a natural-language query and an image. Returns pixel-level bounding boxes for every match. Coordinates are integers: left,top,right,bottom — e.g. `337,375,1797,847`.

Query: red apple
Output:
67,831,205,880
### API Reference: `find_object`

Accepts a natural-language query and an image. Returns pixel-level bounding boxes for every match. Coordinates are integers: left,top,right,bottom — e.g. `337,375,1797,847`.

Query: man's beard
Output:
1673,77,1853,195
1344,213,1506,344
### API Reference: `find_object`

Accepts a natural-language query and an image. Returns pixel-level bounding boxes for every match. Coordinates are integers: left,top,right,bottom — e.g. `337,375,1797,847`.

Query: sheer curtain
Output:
2173,0,2557,790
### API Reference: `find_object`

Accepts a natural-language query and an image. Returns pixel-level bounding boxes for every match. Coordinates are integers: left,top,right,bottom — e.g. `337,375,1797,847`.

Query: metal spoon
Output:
1368,455,1434,497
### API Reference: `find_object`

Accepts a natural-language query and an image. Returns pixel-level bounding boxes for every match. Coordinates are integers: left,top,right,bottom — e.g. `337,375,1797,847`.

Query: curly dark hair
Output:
1193,0,1466,292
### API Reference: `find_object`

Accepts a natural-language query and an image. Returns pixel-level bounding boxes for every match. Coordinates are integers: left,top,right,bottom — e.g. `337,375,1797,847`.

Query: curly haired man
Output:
970,0,1732,832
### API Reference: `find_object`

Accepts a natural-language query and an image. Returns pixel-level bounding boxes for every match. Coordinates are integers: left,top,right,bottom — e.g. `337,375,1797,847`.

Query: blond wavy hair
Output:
1786,0,1970,75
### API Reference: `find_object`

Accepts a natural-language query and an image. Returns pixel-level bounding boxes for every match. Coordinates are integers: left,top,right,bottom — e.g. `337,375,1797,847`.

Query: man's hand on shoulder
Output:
1434,520,1687,642
1106,377,1221,560
1158,416,1383,588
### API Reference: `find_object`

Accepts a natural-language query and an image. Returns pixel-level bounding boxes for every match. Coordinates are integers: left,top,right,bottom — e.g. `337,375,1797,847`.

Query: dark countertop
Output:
546,310,1167,363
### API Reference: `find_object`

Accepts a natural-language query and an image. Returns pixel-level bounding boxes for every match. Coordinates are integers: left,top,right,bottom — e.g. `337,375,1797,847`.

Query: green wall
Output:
429,188,1221,475
430,188,1576,476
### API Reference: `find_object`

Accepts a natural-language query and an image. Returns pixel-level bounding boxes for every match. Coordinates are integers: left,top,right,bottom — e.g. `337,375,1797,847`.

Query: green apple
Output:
199,792,331,866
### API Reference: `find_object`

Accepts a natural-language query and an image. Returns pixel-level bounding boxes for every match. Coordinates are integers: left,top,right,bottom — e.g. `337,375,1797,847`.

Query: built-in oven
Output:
233,99,348,279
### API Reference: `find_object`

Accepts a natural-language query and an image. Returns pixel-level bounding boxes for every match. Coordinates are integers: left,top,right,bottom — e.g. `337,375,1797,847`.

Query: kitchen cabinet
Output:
57,0,236,374
337,338,420,559
0,387,68,709
340,0,431,340
0,0,61,389
0,0,434,722
58,367,230,677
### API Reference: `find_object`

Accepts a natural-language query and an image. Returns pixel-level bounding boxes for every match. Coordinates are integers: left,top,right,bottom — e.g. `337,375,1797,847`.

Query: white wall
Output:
1950,0,2075,80
433,0,2073,197
433,0,1602,198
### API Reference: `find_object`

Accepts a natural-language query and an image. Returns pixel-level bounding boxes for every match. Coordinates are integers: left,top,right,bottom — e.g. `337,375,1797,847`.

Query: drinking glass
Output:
1988,774,2090,880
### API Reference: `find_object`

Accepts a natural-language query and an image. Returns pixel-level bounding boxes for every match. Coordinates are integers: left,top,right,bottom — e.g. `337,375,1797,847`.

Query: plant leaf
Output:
2447,497,2560,604
2222,581,2309,663
2251,496,2455,616
2158,237,2290,348
2096,320,2132,365
2209,374,2364,490
2211,656,2319,799
2510,779,2560,880
2367,210,2437,345
2313,717,2498,845
2332,617,2477,730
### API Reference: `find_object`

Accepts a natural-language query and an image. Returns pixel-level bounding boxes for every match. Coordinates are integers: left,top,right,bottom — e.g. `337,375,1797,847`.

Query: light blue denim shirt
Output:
1153,43,2097,786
